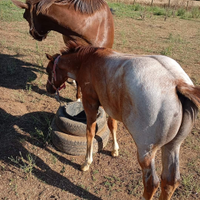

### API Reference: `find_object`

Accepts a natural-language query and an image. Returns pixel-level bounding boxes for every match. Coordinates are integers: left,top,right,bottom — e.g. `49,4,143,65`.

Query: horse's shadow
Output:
0,53,40,89
0,53,70,102
0,108,101,200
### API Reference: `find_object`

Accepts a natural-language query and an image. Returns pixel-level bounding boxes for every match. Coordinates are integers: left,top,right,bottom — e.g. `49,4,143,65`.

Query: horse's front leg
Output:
107,116,119,157
81,104,98,171
76,81,81,102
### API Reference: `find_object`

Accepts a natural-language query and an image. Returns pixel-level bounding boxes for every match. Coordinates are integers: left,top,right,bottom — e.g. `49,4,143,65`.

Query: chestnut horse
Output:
11,0,114,100
46,43,200,200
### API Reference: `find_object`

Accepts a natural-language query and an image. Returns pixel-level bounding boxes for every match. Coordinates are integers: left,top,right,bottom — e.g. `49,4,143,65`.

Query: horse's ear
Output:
11,0,29,9
46,53,53,61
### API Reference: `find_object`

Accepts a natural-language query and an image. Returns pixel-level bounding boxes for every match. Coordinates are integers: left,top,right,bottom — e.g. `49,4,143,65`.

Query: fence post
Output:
186,1,189,10
168,0,171,7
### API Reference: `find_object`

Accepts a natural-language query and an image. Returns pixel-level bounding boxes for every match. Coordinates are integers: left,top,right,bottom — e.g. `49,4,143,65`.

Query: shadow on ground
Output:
0,108,101,200
0,53,71,102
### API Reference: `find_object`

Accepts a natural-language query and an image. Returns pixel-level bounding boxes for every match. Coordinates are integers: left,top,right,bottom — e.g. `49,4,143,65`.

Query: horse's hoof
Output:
80,162,90,171
111,149,119,157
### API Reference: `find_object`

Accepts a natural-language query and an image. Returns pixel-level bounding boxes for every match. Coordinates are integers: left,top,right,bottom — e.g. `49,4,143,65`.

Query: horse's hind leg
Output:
159,98,198,200
137,147,159,200
107,116,119,157
159,143,181,200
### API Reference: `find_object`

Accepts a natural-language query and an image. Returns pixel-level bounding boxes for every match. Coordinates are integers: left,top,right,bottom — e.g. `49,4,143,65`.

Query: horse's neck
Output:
46,5,83,33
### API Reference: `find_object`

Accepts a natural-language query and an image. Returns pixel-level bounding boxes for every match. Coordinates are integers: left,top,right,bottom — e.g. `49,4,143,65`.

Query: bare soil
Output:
0,14,200,200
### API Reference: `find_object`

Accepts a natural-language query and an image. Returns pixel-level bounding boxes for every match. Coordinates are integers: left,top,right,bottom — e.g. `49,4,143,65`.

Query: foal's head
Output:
45,41,101,94
45,42,79,94
45,53,67,94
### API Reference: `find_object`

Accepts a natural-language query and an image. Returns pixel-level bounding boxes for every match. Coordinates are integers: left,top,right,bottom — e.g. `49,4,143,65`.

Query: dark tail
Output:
177,82,200,108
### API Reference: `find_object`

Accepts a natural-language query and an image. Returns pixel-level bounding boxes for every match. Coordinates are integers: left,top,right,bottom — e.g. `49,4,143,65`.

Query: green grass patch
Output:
107,1,200,20
0,0,24,22
107,2,142,18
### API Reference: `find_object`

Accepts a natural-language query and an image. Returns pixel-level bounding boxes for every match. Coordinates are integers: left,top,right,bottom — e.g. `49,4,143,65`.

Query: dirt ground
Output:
0,8,200,200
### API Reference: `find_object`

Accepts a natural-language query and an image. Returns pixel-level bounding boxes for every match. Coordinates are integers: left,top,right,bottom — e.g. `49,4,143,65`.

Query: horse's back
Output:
94,53,192,146
148,55,193,85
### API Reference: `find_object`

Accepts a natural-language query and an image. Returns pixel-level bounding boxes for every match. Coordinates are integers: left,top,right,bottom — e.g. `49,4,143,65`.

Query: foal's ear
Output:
11,0,29,9
46,53,53,61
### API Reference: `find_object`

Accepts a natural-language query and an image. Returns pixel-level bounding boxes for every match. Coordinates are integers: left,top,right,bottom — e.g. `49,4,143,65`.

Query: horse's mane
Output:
26,0,106,14
60,41,102,59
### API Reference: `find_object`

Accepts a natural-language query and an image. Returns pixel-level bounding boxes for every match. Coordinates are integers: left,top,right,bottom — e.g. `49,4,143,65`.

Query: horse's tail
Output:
176,81,200,108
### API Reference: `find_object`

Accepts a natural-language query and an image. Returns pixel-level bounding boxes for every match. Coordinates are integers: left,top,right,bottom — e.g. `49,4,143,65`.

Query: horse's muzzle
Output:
46,82,56,95
29,30,47,41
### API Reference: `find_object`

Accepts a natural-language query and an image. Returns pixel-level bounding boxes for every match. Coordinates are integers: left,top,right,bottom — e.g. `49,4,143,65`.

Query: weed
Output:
19,138,26,145
14,90,25,103
92,169,99,181
2,197,9,200
8,152,36,176
78,184,85,189
9,179,18,196
60,166,66,174
30,127,45,142
26,84,32,94
0,164,5,171
92,175,96,181
160,46,173,56
51,154,57,164
93,169,99,175
103,175,122,193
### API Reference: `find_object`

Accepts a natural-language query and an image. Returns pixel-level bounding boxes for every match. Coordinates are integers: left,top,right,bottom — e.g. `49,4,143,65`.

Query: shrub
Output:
151,6,166,16
132,4,143,11
177,8,186,17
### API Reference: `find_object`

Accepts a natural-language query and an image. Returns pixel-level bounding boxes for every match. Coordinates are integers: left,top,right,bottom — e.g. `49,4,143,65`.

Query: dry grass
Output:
0,1,200,200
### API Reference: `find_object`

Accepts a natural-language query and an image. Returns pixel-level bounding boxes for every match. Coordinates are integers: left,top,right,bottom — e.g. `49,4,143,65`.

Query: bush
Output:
177,8,186,17
132,4,143,11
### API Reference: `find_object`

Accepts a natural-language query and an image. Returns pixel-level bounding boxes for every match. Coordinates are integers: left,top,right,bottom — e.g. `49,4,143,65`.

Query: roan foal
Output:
46,43,200,200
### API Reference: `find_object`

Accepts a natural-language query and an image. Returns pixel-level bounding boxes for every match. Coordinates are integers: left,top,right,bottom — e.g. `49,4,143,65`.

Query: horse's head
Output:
45,53,67,95
12,0,49,41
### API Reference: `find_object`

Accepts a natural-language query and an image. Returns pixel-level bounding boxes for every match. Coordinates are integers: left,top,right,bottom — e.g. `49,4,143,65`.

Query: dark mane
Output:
27,0,106,15
60,42,102,58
